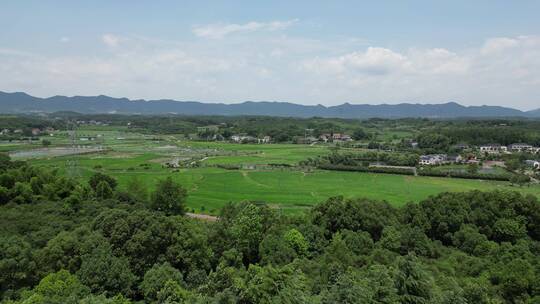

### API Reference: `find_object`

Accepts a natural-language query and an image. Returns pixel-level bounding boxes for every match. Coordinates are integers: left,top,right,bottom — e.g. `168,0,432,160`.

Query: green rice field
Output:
6,128,540,214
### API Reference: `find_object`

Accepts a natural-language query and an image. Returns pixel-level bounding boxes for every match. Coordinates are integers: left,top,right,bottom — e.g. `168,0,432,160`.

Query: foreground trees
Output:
1,155,539,303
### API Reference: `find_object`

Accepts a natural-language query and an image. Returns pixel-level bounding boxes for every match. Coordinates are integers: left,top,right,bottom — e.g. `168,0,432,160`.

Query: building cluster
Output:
480,143,540,154
419,154,463,166
319,133,352,142
75,120,109,126
0,127,55,137
230,135,271,144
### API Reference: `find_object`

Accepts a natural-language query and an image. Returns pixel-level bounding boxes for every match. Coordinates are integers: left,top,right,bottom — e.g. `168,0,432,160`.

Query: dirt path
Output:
186,212,218,222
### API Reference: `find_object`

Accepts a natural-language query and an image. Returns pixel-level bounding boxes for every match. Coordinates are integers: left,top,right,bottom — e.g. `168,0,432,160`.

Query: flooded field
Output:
9,146,104,159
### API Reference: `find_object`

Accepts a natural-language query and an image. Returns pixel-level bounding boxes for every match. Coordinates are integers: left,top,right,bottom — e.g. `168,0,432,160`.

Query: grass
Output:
11,129,540,214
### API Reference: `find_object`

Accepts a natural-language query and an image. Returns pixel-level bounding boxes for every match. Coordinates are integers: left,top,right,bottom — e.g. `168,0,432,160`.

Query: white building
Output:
480,144,507,154
508,143,533,152
258,136,271,144
419,154,448,165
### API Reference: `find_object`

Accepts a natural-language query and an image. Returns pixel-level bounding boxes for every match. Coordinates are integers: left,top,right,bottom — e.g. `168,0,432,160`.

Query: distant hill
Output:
0,91,538,118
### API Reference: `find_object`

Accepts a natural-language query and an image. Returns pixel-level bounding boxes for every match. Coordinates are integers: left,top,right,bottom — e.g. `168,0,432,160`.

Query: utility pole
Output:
66,120,80,178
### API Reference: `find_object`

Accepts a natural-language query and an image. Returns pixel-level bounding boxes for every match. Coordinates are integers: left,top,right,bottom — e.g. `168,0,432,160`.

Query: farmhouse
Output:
31,128,41,136
319,133,352,142
230,135,257,143
480,144,507,154
419,154,447,165
508,143,533,152
332,133,352,142
197,125,220,133
258,136,271,144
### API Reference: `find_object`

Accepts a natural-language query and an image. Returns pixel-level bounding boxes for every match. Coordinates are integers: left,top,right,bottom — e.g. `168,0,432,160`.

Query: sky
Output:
1,1,539,110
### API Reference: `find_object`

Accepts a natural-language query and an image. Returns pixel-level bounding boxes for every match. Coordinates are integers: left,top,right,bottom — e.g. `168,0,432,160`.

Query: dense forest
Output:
1,153,539,303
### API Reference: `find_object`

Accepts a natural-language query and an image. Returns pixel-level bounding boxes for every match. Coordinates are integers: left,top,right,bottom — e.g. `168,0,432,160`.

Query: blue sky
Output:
1,1,539,109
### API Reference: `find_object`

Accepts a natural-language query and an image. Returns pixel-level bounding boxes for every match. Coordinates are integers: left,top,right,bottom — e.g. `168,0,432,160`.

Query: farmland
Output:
6,126,539,214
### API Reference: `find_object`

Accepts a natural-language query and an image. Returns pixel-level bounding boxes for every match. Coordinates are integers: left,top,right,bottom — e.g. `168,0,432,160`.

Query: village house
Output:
31,128,41,136
230,135,257,143
319,133,352,142
508,143,533,152
197,125,220,133
258,136,271,144
447,155,463,163
480,144,507,154
0,129,10,135
332,133,352,142
419,154,448,166
319,134,330,142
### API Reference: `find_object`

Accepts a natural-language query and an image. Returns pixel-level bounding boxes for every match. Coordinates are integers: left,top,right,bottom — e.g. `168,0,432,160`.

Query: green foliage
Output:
394,254,433,304
95,180,113,200
284,229,308,257
77,246,137,297
150,177,187,215
18,270,90,304
88,172,117,191
156,280,190,304
140,262,184,302
1,156,540,303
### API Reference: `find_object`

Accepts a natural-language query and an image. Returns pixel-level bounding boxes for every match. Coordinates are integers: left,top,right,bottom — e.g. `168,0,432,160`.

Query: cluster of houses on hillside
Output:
230,135,271,144
479,143,540,154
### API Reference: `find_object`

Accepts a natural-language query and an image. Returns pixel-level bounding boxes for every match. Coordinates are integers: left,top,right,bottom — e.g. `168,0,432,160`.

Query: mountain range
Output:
1,91,538,119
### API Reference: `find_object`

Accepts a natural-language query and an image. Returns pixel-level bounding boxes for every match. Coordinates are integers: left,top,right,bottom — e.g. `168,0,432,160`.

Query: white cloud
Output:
193,19,298,39
481,37,519,55
102,34,122,47
1,33,540,110
60,37,70,43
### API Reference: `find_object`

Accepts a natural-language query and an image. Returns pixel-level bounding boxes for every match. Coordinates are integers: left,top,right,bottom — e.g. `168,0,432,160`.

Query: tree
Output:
0,186,9,205
42,139,51,147
88,173,117,191
77,246,136,297
150,177,187,215
18,270,90,304
95,181,113,200
467,163,479,175
352,129,368,141
492,218,526,243
510,174,530,187
0,236,35,294
284,228,308,257
140,262,184,302
394,254,433,304
125,177,148,203
156,280,190,304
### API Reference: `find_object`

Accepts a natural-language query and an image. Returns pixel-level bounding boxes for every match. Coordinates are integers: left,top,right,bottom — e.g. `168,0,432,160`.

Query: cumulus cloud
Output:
102,34,123,47
481,37,519,54
304,47,470,77
193,19,298,39
1,33,540,110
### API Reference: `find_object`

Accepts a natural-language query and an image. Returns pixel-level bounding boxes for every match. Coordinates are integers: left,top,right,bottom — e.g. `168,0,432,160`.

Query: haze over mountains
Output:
0,91,538,119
